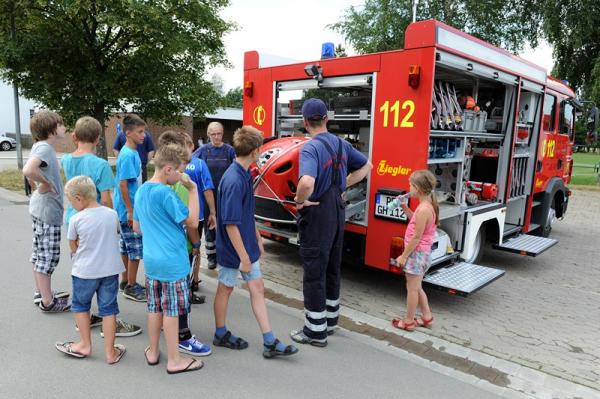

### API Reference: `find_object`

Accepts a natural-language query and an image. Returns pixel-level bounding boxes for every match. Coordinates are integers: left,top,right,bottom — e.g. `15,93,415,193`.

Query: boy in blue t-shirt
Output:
62,116,142,337
62,117,115,225
113,114,146,302
213,126,298,359
158,132,216,293
134,144,203,374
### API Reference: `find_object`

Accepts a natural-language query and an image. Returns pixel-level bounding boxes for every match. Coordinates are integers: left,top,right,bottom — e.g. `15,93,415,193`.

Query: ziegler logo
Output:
377,160,412,177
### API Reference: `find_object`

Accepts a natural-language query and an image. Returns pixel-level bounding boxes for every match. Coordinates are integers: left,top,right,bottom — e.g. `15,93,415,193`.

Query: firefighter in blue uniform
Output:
290,99,372,347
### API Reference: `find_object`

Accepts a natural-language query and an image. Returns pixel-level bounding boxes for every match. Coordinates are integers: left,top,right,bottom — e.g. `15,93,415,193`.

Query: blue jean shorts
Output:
119,222,143,260
217,261,262,288
71,275,119,316
146,277,190,317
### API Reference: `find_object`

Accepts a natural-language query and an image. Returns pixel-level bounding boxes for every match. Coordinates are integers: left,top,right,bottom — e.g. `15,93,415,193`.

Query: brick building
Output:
51,108,242,154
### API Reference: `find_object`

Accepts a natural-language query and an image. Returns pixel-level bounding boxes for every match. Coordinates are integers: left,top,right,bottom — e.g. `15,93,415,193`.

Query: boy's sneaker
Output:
123,283,146,302
39,297,71,313
179,335,212,357
33,290,69,306
101,319,142,337
119,281,128,292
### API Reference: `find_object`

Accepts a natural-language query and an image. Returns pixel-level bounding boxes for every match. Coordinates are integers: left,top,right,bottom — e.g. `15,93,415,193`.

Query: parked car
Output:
0,136,17,151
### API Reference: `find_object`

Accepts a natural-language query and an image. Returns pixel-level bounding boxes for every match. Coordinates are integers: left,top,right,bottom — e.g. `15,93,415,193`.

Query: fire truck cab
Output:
243,20,577,296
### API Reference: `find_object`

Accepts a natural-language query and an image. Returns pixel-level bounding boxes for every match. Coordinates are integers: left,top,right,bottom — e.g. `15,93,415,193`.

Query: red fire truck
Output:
242,20,578,296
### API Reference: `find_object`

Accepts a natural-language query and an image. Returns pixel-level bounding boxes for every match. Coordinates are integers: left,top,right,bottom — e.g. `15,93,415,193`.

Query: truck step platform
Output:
423,262,504,297
493,234,557,257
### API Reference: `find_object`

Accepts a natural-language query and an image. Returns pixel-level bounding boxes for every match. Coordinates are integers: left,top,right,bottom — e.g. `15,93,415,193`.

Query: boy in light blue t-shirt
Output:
62,117,114,227
62,116,142,337
134,144,204,374
113,114,146,302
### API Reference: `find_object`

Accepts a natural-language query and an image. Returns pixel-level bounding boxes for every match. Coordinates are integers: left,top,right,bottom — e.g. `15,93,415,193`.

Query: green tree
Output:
330,0,540,54
335,44,347,57
541,1,600,101
221,87,242,108
0,0,233,158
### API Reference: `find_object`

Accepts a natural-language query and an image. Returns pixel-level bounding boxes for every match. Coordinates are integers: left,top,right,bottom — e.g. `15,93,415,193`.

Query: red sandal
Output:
415,316,434,328
392,318,416,331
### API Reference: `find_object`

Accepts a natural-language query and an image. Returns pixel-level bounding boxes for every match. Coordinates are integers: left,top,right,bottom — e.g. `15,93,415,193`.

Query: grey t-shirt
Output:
67,206,125,279
28,141,64,226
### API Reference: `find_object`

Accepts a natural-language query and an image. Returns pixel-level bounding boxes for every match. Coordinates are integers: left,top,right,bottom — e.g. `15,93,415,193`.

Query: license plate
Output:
374,193,408,222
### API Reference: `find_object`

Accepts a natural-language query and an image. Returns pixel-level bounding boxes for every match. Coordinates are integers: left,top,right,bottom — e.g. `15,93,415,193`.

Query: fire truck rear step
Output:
423,262,504,297
493,234,557,257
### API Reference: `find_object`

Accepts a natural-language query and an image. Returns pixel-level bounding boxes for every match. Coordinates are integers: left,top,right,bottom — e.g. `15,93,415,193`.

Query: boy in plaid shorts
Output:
23,111,70,312
134,144,204,374
113,114,146,302
157,130,212,357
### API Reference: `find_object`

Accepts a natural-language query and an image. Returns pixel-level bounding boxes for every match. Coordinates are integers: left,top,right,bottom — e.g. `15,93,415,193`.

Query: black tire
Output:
0,141,11,151
540,197,556,238
464,226,485,264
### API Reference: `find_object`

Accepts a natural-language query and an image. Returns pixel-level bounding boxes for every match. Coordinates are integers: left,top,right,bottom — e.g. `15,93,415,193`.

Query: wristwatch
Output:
192,241,201,249
294,199,305,205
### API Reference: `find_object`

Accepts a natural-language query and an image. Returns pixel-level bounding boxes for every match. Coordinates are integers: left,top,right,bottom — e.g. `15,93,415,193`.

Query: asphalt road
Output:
0,194,502,399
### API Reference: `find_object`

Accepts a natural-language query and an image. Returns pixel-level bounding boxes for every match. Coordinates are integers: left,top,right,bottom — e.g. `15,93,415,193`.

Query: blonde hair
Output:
233,125,263,156
65,175,97,201
409,170,439,226
154,144,187,170
30,111,64,141
157,130,193,149
74,116,102,143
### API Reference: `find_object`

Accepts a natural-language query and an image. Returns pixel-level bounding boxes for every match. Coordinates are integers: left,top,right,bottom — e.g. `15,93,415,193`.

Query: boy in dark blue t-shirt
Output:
213,126,298,359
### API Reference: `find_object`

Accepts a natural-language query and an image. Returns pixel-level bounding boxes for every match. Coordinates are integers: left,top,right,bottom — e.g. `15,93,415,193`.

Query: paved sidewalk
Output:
0,192,503,399
255,189,600,395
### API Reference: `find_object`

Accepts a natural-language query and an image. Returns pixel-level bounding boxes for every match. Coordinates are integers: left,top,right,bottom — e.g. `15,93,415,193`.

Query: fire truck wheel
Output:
464,227,485,264
540,198,556,238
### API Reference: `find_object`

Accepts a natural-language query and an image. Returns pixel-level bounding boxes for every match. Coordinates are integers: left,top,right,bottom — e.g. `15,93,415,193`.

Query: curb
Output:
0,187,29,205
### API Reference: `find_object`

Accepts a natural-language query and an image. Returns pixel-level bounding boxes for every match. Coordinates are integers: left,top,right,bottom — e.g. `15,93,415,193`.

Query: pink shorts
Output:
403,251,431,275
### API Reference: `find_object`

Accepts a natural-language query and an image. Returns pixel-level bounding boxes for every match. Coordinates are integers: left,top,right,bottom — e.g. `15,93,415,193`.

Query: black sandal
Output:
191,293,205,304
263,339,299,359
212,331,248,350
191,281,200,292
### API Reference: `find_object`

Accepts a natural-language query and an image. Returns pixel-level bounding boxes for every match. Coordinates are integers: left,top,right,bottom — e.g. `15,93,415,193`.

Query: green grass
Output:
572,152,600,165
0,169,27,194
572,152,600,186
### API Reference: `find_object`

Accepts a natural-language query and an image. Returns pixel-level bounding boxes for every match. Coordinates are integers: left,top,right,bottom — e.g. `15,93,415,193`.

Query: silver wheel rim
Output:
547,206,556,229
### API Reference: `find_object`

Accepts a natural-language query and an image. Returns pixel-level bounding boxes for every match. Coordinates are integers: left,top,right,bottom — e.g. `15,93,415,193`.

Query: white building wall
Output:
0,80,39,135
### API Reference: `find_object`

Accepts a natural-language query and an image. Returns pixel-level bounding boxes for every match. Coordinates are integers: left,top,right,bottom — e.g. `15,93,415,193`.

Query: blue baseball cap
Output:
301,98,328,121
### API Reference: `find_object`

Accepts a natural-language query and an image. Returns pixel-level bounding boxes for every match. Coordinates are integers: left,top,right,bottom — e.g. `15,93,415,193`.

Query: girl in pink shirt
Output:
392,170,438,331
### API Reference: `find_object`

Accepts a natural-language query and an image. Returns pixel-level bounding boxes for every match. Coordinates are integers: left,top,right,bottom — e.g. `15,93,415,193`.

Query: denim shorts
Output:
119,222,143,260
217,261,262,288
146,277,190,317
403,251,432,276
71,275,119,316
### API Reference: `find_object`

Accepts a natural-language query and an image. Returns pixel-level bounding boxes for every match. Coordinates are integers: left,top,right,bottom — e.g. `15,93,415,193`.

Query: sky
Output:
210,0,555,91
1,0,555,135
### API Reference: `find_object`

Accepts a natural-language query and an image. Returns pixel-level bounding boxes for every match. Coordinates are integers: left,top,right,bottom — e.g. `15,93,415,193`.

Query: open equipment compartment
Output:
253,74,375,232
